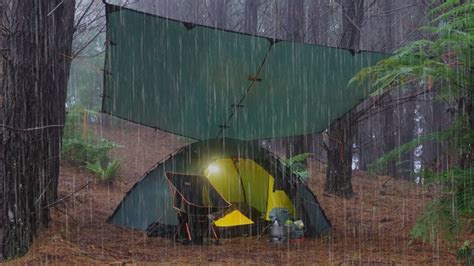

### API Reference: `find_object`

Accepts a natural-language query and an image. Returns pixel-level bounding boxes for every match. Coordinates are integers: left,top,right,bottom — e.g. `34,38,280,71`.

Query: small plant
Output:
457,240,473,265
62,106,122,166
62,137,121,166
86,159,122,183
62,106,123,183
281,153,312,182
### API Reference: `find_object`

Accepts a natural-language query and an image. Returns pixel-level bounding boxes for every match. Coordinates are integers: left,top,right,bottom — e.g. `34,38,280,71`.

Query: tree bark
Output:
0,0,75,260
287,0,305,42
210,0,227,28
382,94,397,177
284,0,306,158
460,95,473,169
337,0,364,50
324,0,364,198
324,113,355,198
397,96,415,179
379,1,397,177
244,0,258,35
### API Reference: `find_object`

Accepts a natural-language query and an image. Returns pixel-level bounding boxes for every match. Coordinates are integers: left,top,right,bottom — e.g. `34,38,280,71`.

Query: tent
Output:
103,0,388,241
165,172,231,243
102,2,388,141
108,138,331,238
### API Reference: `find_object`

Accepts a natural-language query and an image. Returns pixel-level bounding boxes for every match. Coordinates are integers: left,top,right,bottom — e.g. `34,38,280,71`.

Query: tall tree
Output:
209,0,228,28
284,0,306,158
244,0,258,35
323,0,365,198
0,0,75,260
352,0,473,243
354,0,433,179
287,0,305,42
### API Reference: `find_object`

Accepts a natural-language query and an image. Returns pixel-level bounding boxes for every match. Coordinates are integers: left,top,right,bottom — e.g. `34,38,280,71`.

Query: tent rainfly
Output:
101,2,388,141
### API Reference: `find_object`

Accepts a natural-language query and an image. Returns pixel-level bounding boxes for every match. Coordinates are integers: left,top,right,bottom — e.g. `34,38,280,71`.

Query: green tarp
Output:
103,3,388,140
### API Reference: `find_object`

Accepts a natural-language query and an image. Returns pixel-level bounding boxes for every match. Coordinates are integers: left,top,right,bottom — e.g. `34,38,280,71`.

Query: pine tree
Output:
351,0,473,243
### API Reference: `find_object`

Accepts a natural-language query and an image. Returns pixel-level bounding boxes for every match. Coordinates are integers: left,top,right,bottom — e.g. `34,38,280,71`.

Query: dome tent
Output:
108,138,331,239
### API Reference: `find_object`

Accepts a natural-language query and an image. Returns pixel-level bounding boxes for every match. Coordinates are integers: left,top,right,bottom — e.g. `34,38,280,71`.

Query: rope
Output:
42,181,91,209
47,1,64,17
0,124,64,132
216,42,275,137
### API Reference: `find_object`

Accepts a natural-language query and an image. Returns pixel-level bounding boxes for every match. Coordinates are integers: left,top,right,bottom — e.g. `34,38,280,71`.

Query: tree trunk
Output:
379,1,397,177
460,95,473,169
397,95,415,179
210,0,227,28
284,0,306,158
0,0,75,260
337,0,364,50
244,0,258,35
324,0,364,197
325,113,355,198
287,0,304,42
382,94,397,177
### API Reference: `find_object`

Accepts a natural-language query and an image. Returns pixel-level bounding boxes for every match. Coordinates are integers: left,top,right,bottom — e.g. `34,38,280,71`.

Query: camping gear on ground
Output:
108,138,331,244
285,222,305,241
269,208,290,226
294,220,304,230
270,220,285,243
269,209,305,244
165,173,230,244
102,1,388,141
270,220,305,244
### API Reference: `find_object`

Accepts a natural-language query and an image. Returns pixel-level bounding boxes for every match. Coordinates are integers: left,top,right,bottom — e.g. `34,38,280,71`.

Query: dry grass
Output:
7,120,470,265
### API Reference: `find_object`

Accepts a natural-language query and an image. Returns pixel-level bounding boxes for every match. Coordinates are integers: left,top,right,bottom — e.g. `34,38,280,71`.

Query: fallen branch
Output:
257,223,273,240
53,206,76,222
43,181,91,209
381,177,392,187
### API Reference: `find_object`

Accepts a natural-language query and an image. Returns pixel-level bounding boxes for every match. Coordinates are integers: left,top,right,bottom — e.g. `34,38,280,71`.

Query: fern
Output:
351,1,474,245
62,106,123,166
410,199,462,243
62,137,121,166
457,240,473,265
86,159,121,183
368,116,473,175
411,167,474,242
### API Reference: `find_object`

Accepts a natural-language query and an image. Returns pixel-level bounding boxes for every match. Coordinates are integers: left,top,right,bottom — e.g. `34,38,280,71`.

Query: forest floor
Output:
8,119,472,265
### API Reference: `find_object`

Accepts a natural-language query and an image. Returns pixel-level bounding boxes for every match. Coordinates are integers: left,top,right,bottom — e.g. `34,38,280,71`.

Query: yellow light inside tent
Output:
204,158,297,223
207,163,220,174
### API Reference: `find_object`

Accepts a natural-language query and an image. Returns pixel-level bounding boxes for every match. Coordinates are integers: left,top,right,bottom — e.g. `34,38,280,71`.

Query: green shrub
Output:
281,153,312,182
63,105,94,140
62,137,120,166
62,106,123,183
457,240,473,265
86,159,122,183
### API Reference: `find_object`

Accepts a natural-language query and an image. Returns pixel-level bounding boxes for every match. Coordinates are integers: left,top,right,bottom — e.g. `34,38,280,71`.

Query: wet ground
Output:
10,120,470,265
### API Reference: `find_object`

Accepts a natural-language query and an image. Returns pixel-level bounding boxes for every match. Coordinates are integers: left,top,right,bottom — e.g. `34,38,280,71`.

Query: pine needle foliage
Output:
350,0,474,245
368,116,474,174
350,0,473,100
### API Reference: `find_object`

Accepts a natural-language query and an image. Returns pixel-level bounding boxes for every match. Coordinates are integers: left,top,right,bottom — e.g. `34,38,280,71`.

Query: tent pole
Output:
265,173,270,218
232,158,247,205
